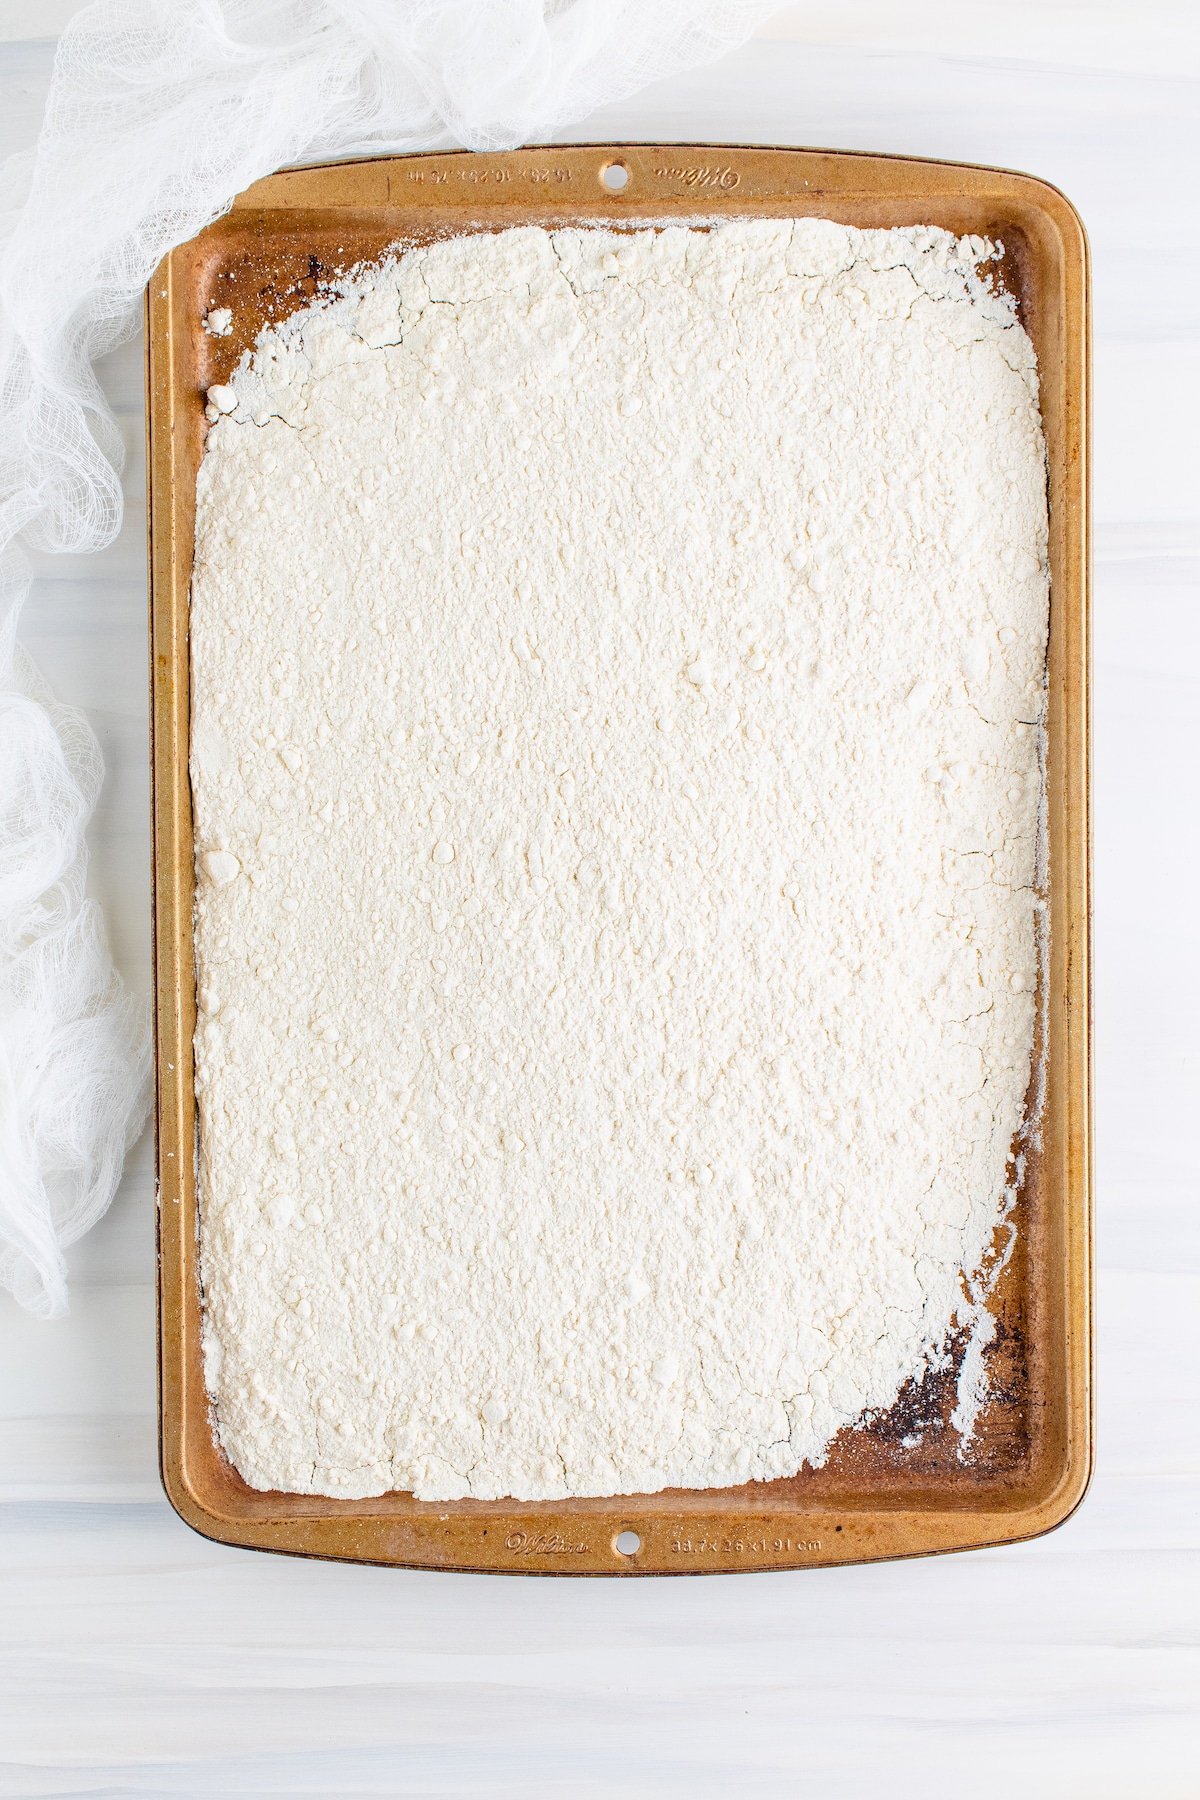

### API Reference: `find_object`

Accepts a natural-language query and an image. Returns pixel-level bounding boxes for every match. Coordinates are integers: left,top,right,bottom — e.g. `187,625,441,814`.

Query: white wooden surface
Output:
2,4,1198,1795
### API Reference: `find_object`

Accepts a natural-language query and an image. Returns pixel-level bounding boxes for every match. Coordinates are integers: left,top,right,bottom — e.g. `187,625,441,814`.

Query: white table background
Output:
2,3,1197,1794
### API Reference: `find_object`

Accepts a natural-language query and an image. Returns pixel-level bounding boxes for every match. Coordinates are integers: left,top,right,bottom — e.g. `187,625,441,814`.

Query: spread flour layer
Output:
191,220,1049,1501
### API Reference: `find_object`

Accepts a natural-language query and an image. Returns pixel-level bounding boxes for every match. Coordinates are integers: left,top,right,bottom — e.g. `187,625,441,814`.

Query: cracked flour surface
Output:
191,220,1048,1501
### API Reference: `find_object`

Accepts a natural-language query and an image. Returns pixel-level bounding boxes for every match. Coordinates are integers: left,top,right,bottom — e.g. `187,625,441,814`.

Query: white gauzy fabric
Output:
0,0,779,1315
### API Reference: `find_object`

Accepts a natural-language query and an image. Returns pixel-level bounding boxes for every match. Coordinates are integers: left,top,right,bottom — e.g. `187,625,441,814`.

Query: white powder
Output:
191,220,1048,1502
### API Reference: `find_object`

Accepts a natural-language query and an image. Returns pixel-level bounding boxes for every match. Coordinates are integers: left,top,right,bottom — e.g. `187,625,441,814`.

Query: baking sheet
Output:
148,143,1092,1573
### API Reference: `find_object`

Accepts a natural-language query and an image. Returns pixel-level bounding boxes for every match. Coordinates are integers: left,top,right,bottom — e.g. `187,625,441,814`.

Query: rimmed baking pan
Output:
148,144,1091,1573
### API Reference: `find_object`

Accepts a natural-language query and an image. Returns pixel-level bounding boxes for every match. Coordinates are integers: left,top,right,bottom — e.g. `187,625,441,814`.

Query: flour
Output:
190,220,1048,1502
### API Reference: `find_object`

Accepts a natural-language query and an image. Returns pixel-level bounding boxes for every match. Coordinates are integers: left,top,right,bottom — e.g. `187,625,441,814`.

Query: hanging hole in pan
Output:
613,1528,641,1556
600,161,630,193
